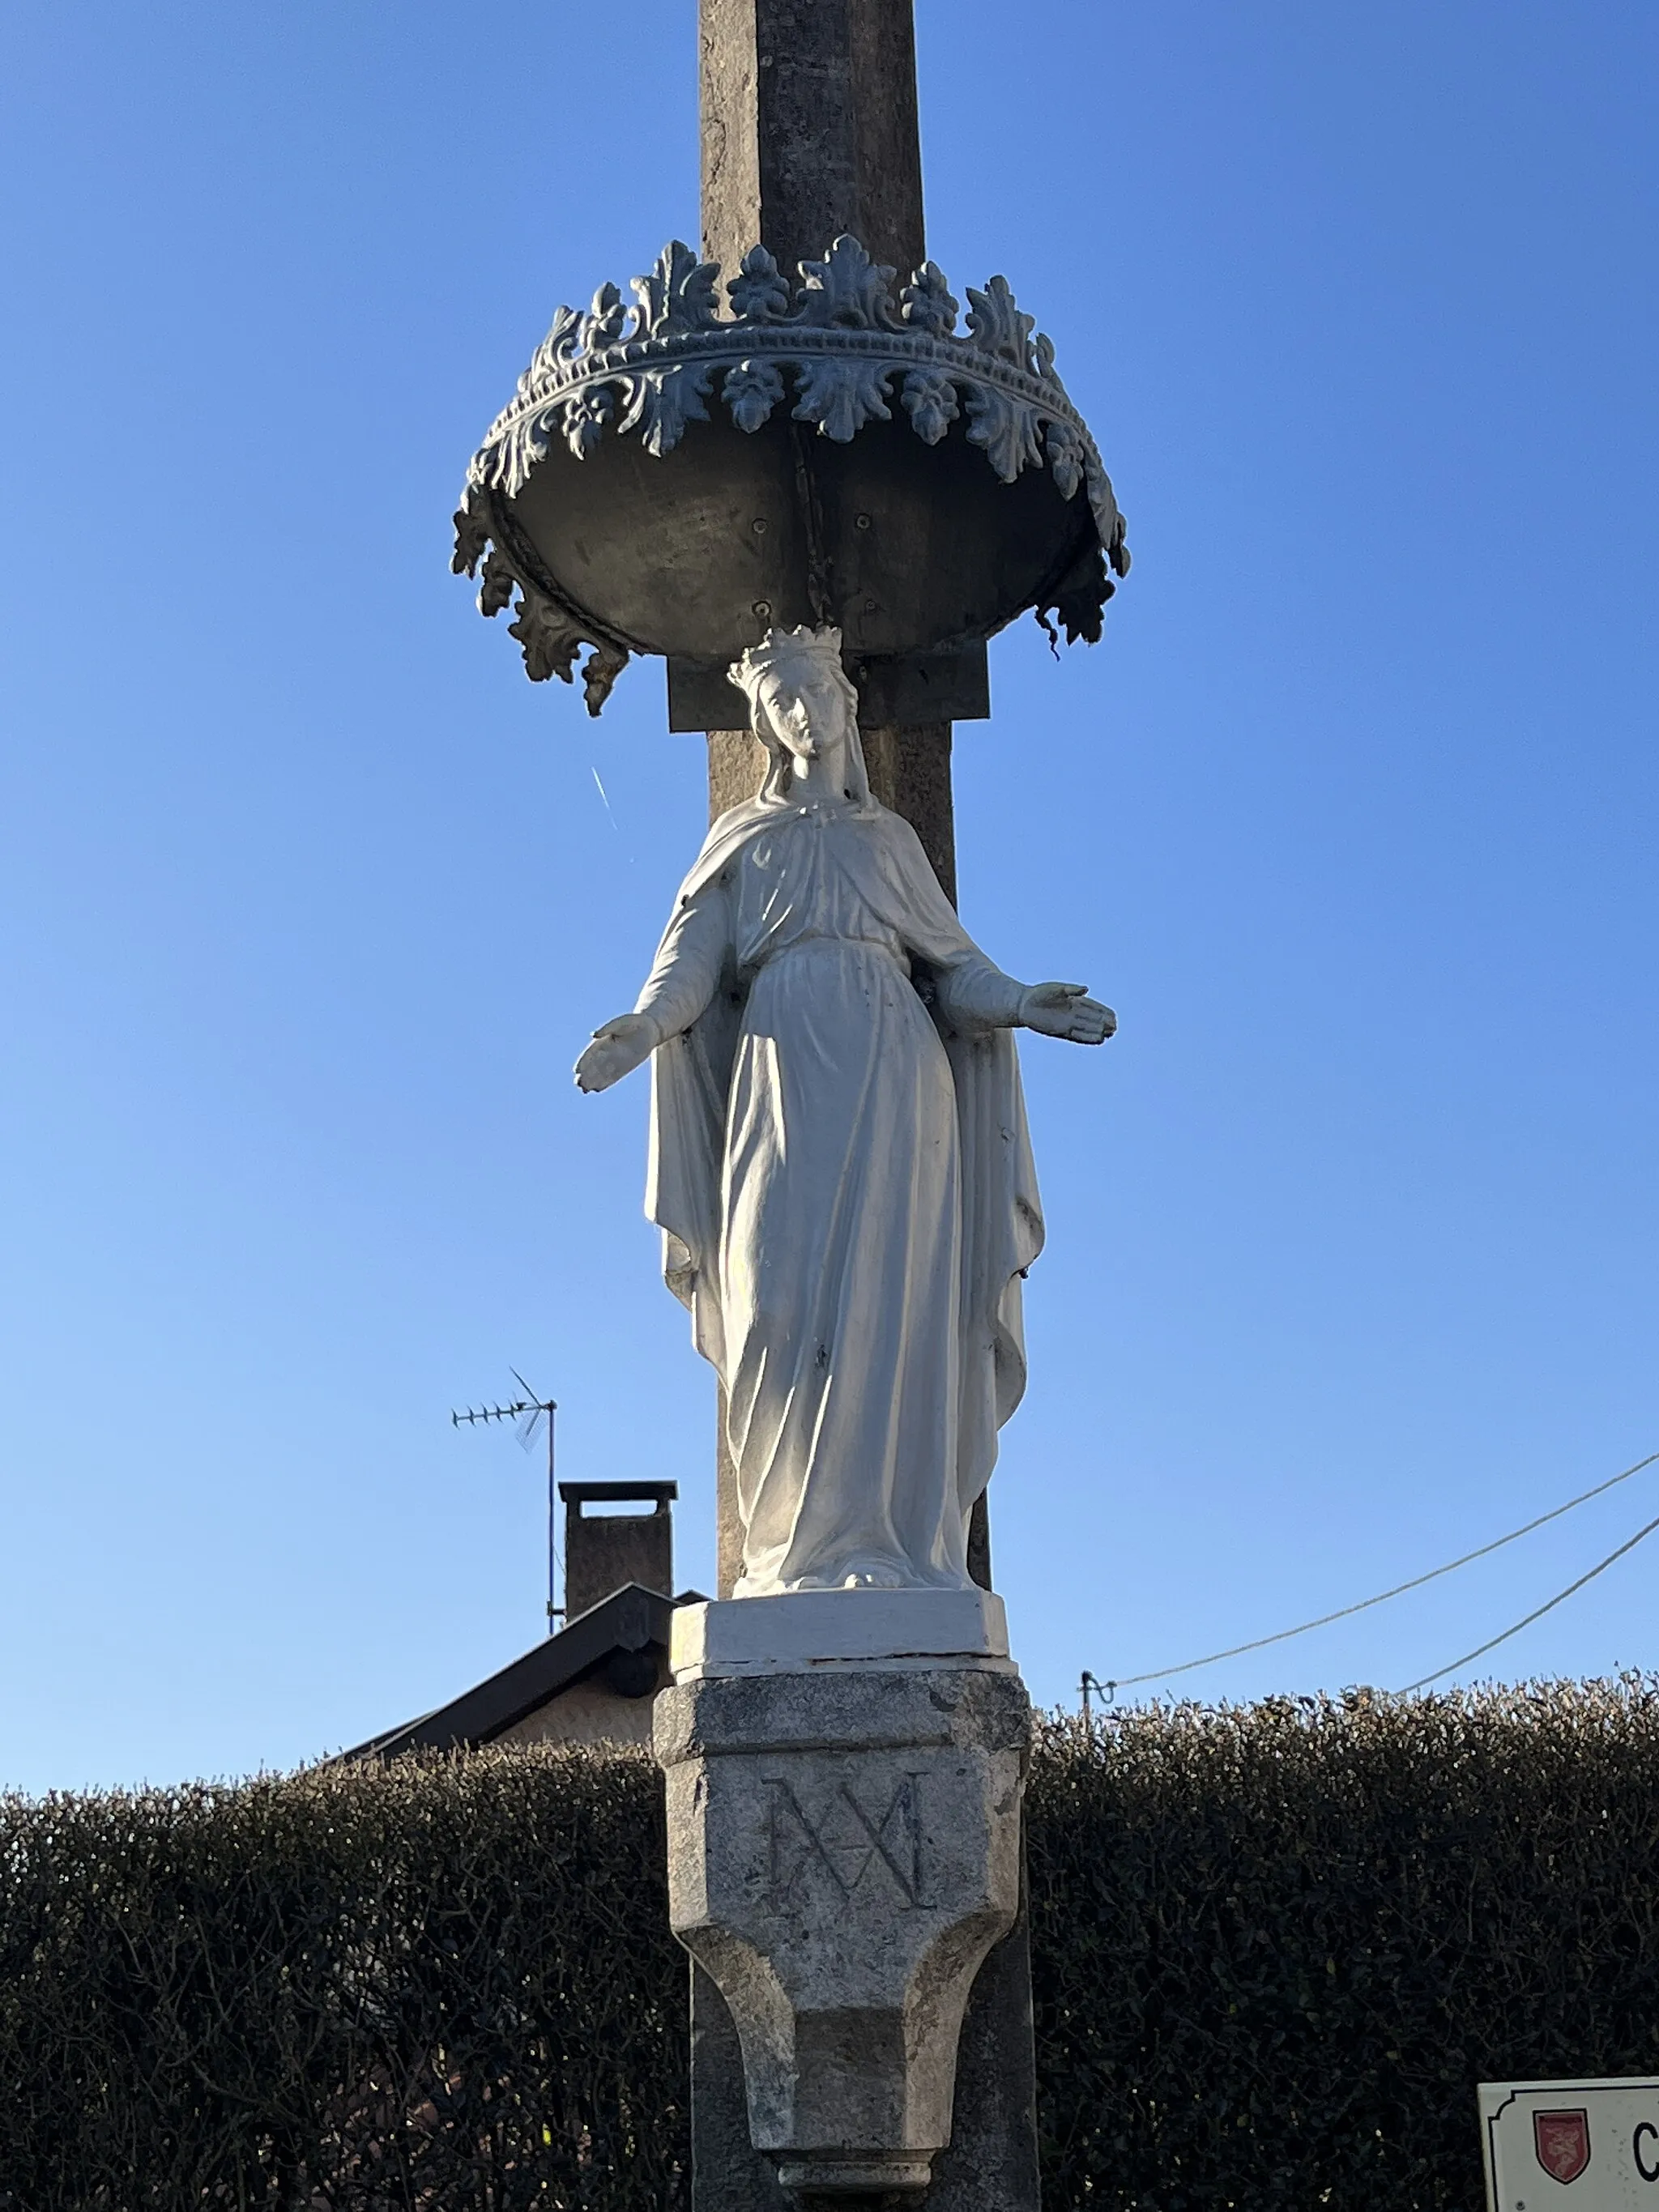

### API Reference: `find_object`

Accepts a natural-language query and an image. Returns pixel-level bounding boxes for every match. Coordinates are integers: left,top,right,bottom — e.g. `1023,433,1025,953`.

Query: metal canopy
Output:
454,237,1128,717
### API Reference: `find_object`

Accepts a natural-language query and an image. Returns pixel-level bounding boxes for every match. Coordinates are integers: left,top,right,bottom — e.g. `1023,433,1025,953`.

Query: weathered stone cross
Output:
697,0,991,1596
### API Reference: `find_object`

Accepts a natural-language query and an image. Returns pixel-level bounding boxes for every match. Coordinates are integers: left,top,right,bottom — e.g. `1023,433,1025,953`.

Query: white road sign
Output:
1481,2078,1659,2210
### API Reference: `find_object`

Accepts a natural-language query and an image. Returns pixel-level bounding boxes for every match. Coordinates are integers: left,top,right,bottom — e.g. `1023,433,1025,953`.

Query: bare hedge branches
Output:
6,1682,1659,2209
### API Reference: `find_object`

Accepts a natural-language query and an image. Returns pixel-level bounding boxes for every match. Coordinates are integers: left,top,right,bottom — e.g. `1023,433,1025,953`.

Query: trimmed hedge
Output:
1030,1681,1659,2208
0,1749,683,2210
5,1681,1659,2207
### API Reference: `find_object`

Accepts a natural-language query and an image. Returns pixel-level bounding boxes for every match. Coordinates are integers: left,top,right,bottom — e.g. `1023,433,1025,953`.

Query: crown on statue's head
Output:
727,624,845,704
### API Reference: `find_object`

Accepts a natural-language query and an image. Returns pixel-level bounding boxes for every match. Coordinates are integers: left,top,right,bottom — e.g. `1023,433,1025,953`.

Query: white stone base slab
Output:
669,1588,1012,1681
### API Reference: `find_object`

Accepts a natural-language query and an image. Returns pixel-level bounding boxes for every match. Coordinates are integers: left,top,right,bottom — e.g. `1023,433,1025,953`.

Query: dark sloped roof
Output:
341,1583,679,1759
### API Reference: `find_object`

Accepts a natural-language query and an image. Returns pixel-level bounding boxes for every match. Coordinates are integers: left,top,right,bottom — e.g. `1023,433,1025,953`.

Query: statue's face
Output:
758,661,850,762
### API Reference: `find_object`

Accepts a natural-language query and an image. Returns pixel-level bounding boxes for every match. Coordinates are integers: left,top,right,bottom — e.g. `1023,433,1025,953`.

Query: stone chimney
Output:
559,1481,676,1621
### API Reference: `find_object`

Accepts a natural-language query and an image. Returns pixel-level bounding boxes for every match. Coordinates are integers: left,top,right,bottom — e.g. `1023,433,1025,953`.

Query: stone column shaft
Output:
699,0,925,283
687,22,1021,2203
698,0,988,1599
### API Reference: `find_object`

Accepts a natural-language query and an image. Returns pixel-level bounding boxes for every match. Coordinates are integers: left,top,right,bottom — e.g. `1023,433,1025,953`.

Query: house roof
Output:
342,1582,684,1759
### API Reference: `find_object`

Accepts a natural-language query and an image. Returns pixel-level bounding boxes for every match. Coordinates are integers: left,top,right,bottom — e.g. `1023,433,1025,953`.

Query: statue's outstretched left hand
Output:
1018,982,1116,1045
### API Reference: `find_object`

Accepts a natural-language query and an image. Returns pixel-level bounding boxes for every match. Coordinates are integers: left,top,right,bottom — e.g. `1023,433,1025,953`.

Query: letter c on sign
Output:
1634,2120,1659,2182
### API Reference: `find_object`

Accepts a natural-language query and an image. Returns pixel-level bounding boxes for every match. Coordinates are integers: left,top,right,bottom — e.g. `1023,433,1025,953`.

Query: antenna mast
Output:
450,1370,561,1634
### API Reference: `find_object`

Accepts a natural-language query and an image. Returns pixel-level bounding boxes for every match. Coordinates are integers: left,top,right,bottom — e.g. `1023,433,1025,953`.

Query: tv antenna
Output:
451,1370,562,1634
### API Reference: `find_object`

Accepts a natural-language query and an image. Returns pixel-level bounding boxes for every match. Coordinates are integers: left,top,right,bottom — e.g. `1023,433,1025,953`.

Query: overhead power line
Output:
1400,1508,1659,1691
1094,1447,1659,1698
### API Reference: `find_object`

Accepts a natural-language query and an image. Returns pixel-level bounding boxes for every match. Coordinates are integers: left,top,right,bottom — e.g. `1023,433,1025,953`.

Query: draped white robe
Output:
637,791,1044,1597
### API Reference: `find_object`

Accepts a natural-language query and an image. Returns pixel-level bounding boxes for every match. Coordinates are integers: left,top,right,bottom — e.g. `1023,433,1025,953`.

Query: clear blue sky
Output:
2,3,1654,1791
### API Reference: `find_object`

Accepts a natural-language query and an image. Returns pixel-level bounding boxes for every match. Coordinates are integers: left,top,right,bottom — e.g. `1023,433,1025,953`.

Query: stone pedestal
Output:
687,1890,1041,2212
655,1593,1038,2206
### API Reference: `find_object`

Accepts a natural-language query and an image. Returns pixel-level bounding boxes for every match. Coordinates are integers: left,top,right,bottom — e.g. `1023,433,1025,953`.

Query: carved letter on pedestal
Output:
766,1775,926,1909
656,1663,1030,2201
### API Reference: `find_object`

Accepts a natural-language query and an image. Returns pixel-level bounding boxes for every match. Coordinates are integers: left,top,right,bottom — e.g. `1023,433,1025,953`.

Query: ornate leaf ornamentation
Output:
467,232,1117,514
900,262,959,338
477,547,518,618
795,235,899,330
458,232,1130,708
507,588,586,685
965,275,1038,375
451,497,633,710
618,361,715,458
516,305,585,406
727,246,791,323
585,283,632,351
581,642,630,716
560,383,616,460
1107,508,1132,578
631,241,720,340
1043,416,1088,503
723,357,787,433
964,383,1044,482
792,356,893,443
1085,461,1132,578
504,583,633,715
901,369,960,446
451,497,492,578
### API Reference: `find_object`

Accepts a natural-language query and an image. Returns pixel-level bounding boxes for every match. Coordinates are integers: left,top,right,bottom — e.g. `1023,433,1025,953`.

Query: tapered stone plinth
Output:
655,1597,1034,2204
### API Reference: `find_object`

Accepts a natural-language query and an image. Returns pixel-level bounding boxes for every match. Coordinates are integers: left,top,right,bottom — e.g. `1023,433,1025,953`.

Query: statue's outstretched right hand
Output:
574,1012,660,1093
1018,982,1117,1045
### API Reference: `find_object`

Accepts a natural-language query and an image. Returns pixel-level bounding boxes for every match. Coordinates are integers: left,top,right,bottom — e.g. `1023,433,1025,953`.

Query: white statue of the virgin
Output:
576,626,1114,1599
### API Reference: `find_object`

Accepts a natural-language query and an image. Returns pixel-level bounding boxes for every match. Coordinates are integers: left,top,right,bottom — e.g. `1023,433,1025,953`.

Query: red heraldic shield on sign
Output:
1533,2109,1592,2185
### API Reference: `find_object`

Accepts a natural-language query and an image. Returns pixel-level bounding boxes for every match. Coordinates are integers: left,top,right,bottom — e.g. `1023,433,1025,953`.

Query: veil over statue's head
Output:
727,625,873,808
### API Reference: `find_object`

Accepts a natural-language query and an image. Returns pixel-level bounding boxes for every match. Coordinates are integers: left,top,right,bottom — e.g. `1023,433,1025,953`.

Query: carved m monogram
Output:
764,1774,926,1909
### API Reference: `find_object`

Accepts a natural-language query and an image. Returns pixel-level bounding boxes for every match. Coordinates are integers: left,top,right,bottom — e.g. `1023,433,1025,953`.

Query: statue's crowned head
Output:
727,625,871,807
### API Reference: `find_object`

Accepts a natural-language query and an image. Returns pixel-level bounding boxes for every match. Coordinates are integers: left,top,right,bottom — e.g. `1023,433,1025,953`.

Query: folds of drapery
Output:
642,796,1045,1530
